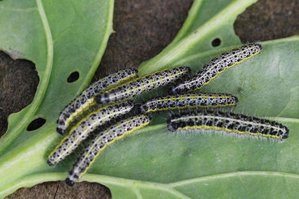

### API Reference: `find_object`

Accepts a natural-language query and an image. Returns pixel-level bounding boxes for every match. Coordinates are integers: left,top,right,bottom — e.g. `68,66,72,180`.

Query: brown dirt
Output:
1,0,298,198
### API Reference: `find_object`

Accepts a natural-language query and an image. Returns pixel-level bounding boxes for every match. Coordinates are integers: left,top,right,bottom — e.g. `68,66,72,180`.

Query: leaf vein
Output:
169,171,299,188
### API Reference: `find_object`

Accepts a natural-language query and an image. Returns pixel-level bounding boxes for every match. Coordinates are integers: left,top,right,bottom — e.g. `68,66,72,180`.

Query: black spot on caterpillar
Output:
65,114,151,186
167,109,288,140
171,43,262,94
140,93,238,113
57,68,137,135
95,66,191,104
48,101,134,166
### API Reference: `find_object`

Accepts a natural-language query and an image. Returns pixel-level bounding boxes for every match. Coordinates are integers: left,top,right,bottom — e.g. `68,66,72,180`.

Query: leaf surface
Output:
1,0,299,199
0,0,114,197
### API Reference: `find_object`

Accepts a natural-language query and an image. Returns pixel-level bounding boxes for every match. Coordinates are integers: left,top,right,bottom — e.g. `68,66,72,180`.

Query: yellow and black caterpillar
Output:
65,114,151,186
96,66,190,104
171,44,262,94
167,109,289,140
140,93,238,113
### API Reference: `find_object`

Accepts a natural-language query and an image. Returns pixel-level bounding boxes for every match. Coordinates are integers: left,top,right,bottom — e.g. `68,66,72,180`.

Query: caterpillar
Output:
57,68,138,135
171,43,262,94
140,93,238,113
167,110,288,140
65,114,151,186
96,66,191,104
48,101,134,166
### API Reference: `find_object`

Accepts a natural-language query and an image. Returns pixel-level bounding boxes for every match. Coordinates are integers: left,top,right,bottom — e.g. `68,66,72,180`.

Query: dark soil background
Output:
1,0,298,198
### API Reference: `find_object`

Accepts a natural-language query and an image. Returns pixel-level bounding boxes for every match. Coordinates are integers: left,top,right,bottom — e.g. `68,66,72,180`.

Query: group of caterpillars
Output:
48,43,289,186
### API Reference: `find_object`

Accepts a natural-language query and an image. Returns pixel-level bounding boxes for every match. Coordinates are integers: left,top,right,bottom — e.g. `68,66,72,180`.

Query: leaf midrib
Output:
8,171,299,199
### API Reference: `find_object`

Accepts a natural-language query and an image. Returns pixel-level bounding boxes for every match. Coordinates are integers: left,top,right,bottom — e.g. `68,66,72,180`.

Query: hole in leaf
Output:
27,117,46,131
211,38,221,47
67,71,80,83
0,51,39,136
